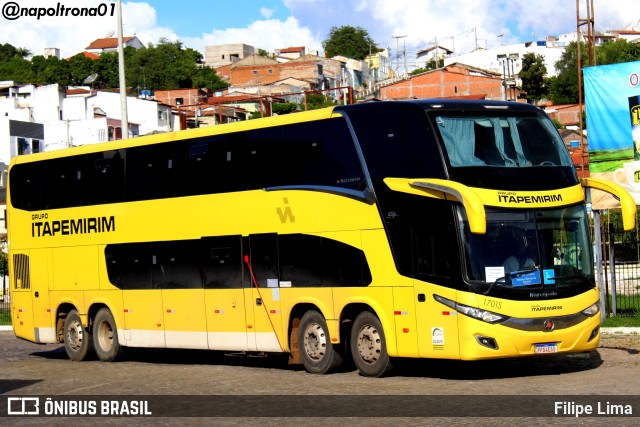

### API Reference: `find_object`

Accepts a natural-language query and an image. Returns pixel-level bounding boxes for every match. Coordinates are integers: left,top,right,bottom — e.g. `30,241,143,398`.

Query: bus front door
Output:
245,234,284,353
414,282,461,359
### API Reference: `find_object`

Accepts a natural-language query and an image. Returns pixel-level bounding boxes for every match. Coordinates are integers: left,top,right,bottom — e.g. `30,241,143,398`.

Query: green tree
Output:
0,43,20,62
67,53,99,86
305,92,334,110
125,39,227,93
96,52,120,88
411,58,439,75
30,55,70,85
519,52,547,103
547,42,588,105
272,102,298,115
0,55,34,82
323,26,377,60
597,39,640,65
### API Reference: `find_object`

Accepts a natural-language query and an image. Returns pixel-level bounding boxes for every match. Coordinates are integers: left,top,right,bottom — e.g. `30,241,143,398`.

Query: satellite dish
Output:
83,73,98,84
104,30,115,38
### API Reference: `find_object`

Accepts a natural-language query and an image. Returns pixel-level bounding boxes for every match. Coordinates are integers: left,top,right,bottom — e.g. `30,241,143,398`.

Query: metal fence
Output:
600,224,640,316
0,294,9,325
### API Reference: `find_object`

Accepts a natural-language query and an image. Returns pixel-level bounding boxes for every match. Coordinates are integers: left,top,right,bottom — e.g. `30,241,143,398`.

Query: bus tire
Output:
298,310,342,374
350,311,391,377
64,309,94,361
93,308,122,362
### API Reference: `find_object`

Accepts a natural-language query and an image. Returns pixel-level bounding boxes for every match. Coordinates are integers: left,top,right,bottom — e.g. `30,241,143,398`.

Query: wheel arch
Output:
55,302,78,343
339,302,397,357
287,302,326,364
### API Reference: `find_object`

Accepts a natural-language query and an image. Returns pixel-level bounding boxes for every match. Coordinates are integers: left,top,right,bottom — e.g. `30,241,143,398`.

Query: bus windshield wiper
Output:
483,266,539,296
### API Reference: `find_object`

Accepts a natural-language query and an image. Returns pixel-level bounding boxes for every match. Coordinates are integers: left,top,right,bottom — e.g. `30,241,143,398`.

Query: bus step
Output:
224,351,268,358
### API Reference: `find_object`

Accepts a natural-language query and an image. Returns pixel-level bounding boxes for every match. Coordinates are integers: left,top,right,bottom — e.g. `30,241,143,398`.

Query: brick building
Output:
378,63,506,101
154,88,209,108
221,54,344,93
544,104,584,127
204,43,256,69
226,55,282,87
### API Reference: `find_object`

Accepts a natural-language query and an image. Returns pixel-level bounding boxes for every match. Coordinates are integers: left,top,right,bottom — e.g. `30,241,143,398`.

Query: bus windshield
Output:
435,113,574,168
460,205,594,298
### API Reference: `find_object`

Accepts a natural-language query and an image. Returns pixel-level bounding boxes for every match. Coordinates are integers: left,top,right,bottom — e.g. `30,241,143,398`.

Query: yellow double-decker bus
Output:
8,100,635,377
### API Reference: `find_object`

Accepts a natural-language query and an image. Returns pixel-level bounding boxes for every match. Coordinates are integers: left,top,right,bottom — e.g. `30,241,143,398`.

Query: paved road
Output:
1,330,639,426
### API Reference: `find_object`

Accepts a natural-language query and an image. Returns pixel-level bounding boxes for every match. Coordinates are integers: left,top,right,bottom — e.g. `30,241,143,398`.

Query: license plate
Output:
535,343,558,354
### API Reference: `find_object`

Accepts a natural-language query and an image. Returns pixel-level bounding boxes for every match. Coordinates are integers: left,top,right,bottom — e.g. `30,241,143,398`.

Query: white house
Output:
1,82,177,161
443,40,566,79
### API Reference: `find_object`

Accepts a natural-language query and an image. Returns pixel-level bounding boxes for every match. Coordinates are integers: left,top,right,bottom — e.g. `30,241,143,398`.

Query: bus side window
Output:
321,237,371,287
202,236,242,289
247,234,279,287
105,244,153,290
125,144,174,201
41,157,82,209
282,118,365,191
227,128,283,191
92,150,125,205
9,164,42,210
175,135,227,196
152,241,202,289
279,234,323,287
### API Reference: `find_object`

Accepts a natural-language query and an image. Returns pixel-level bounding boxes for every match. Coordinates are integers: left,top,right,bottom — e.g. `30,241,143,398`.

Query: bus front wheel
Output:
350,311,391,377
93,308,122,362
64,309,94,361
298,310,342,374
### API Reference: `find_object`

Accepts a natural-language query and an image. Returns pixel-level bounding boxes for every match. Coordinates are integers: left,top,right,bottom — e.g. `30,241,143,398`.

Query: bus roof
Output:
9,99,542,168
9,105,338,166
335,99,542,114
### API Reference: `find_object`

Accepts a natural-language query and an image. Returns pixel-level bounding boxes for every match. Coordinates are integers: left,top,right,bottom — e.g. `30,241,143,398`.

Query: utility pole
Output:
116,0,129,139
393,35,407,75
474,27,478,51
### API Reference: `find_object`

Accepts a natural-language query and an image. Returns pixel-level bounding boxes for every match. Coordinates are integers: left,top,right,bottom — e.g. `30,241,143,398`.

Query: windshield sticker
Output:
543,269,556,285
511,269,542,287
485,266,505,283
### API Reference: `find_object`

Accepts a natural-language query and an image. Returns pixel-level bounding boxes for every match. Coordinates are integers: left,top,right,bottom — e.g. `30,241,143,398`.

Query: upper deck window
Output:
435,114,573,168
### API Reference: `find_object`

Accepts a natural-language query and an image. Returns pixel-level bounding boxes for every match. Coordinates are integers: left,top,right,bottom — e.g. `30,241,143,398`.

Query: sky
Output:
1,0,638,70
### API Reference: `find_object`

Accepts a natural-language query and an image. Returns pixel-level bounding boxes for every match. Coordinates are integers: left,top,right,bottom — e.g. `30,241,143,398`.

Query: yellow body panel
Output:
450,288,600,360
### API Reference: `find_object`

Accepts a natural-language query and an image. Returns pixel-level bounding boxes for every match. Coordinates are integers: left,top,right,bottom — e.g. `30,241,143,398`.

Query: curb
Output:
600,327,640,335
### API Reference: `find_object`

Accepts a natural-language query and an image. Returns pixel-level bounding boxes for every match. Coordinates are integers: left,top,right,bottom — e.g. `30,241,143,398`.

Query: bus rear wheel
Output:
93,308,122,362
298,310,342,374
64,309,94,361
350,311,391,377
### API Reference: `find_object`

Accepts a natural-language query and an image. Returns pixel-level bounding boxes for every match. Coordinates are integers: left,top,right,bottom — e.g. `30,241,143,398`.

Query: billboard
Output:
584,61,640,209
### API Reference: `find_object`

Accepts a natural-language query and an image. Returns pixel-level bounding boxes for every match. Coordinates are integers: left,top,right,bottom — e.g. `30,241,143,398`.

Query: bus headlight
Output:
582,303,600,317
433,294,508,324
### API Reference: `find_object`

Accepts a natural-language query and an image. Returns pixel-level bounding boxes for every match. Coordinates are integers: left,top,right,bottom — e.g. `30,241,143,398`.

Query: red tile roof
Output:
66,51,100,61
86,37,134,50
280,46,305,53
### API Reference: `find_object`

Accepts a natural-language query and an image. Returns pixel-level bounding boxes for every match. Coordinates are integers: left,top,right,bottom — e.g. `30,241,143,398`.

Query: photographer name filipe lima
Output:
555,401,633,417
